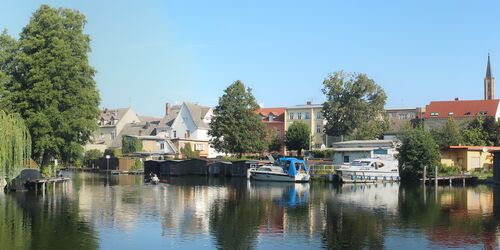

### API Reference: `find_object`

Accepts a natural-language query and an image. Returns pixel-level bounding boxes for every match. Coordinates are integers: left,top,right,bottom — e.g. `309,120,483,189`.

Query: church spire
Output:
486,53,492,78
485,53,495,100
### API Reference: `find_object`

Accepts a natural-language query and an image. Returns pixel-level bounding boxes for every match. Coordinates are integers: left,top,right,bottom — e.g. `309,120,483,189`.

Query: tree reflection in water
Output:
0,190,98,250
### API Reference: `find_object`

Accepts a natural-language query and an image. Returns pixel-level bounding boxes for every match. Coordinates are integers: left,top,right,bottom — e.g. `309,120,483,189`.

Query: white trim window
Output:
298,112,302,119
289,112,294,120
195,143,205,151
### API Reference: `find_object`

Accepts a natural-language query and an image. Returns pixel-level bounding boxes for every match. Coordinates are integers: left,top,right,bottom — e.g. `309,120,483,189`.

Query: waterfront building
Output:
330,139,397,165
85,107,141,152
284,102,328,151
257,107,285,154
159,102,222,158
440,146,500,171
423,99,500,130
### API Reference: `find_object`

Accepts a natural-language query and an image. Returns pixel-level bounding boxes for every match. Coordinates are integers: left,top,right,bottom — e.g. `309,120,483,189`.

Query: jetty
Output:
420,175,478,186
26,177,71,193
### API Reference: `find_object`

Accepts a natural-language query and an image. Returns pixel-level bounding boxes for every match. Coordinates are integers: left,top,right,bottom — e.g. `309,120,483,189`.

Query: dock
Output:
26,177,71,193
420,175,478,186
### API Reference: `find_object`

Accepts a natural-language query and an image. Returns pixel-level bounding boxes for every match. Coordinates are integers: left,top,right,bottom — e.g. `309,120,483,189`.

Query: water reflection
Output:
2,173,500,249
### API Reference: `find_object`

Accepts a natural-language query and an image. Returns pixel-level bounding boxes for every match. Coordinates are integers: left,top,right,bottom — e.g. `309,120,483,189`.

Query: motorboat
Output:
250,157,310,182
336,158,399,183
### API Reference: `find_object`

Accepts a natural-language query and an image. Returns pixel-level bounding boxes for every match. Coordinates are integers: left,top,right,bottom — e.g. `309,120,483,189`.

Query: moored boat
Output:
250,157,310,182
336,158,399,183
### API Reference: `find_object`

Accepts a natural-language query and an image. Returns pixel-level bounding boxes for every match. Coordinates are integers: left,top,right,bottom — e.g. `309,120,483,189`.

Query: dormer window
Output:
448,112,454,116
269,114,274,122
430,112,439,116
478,111,488,115
464,112,471,116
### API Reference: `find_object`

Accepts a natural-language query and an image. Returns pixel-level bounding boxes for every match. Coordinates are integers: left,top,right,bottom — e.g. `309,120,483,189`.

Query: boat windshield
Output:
295,162,306,173
351,161,371,167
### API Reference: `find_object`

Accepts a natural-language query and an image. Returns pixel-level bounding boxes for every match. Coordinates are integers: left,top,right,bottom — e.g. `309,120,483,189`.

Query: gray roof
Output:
184,102,211,129
159,105,181,127
111,122,158,148
99,108,131,126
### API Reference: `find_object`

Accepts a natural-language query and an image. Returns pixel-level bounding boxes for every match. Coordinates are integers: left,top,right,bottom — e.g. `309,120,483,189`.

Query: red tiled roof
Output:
258,108,285,117
449,146,500,151
425,99,500,119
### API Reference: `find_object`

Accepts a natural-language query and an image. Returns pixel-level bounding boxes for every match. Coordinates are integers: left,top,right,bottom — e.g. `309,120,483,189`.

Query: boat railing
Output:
309,165,335,174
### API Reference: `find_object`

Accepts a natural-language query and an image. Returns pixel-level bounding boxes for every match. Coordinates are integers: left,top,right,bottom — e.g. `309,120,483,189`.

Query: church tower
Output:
484,53,495,100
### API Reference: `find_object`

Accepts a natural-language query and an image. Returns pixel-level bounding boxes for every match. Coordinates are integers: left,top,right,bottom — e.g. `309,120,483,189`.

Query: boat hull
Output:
337,169,399,183
250,171,310,182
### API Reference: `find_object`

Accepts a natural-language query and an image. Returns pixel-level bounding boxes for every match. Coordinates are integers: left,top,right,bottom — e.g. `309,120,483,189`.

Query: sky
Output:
1,0,499,117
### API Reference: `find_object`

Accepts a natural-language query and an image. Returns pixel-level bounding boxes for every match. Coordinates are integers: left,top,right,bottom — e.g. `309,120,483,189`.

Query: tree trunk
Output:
298,148,302,157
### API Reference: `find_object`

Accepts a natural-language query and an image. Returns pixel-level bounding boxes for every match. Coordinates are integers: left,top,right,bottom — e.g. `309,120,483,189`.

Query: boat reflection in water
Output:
248,181,309,207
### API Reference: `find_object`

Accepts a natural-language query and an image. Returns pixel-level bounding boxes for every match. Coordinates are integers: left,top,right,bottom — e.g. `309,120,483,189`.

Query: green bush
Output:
438,164,462,176
104,148,122,157
130,158,143,171
309,150,334,159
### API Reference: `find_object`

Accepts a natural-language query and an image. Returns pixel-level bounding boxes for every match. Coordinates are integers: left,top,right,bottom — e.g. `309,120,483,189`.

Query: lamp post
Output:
106,155,110,174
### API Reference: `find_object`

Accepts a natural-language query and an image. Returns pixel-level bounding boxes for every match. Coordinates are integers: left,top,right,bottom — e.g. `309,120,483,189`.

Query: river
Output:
1,172,499,249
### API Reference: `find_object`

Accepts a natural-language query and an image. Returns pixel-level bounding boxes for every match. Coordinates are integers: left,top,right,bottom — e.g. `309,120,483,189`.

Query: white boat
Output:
150,175,160,185
250,158,310,182
336,158,399,183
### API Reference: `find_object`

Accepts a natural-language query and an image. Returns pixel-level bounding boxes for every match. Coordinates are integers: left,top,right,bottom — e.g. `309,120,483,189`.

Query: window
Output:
269,114,274,122
464,112,471,116
289,112,294,120
316,124,321,133
173,130,177,138
316,112,321,119
305,112,310,119
399,114,406,120
343,155,350,163
430,112,439,116
111,131,116,140
160,143,165,150
186,130,190,138
478,111,488,115
298,112,302,119
408,112,415,118
448,112,454,116
195,144,205,151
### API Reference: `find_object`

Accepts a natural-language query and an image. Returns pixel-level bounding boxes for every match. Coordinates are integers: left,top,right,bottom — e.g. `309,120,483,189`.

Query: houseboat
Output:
250,157,310,182
336,158,399,183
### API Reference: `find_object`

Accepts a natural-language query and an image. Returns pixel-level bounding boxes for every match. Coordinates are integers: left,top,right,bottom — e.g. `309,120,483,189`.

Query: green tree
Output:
0,111,31,181
430,117,464,149
0,30,17,106
285,121,311,156
2,5,100,166
397,126,440,181
181,143,200,159
83,149,102,168
122,136,143,154
322,71,387,139
462,116,490,146
267,133,283,153
209,80,266,158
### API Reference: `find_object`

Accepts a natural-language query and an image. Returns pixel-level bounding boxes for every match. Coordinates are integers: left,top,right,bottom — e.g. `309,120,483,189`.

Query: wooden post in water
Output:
435,165,438,187
423,165,427,185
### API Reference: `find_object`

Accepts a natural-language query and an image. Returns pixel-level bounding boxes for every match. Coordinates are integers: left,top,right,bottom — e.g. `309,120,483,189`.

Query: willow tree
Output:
0,111,31,181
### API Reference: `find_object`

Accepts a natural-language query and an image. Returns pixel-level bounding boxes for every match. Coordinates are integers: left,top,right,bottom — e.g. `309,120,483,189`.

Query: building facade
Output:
284,102,328,150
258,107,285,154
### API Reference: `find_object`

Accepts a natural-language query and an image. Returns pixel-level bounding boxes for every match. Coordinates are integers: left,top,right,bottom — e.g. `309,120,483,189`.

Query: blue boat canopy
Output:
275,157,309,177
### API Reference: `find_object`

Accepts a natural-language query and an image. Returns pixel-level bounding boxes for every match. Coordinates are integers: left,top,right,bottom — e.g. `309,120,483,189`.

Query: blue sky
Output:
1,1,499,117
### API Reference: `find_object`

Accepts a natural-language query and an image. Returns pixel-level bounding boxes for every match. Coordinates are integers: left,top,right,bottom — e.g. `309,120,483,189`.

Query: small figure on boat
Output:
150,174,160,184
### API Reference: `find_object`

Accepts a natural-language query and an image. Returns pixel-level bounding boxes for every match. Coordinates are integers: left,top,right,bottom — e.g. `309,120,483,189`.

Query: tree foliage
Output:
122,136,143,154
209,80,266,157
0,111,31,180
1,5,100,166
83,149,102,167
267,132,283,153
462,116,497,146
322,71,387,139
285,121,311,156
397,126,440,181
181,143,200,159
430,117,464,149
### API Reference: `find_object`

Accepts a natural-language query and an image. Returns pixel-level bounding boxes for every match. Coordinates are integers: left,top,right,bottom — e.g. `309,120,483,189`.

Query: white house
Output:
161,102,223,158
331,140,398,166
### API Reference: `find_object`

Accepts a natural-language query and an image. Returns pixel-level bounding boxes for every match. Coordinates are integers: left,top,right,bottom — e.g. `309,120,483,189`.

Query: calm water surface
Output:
1,173,500,249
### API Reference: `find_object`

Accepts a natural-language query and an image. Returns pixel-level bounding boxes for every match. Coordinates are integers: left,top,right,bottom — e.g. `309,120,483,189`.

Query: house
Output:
85,107,141,152
285,102,329,151
424,99,500,130
160,102,223,158
123,135,177,160
384,107,425,136
331,140,398,165
440,146,500,171
257,107,285,154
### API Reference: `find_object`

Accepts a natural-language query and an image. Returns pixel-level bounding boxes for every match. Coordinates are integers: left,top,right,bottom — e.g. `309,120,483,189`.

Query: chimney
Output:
165,102,171,115
306,101,312,106
454,97,459,101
